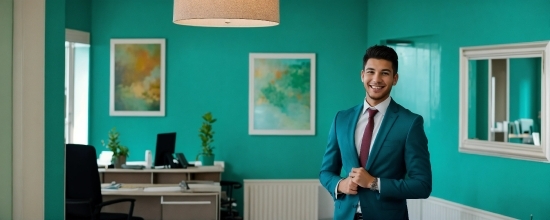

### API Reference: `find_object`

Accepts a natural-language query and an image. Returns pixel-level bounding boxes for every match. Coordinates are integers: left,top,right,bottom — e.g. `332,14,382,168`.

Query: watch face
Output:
370,178,378,191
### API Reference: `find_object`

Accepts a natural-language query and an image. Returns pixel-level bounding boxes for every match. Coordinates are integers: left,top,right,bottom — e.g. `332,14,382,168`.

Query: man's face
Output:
361,58,398,106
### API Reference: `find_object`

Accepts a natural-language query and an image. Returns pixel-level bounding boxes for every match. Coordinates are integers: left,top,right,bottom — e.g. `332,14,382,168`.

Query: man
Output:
319,45,432,220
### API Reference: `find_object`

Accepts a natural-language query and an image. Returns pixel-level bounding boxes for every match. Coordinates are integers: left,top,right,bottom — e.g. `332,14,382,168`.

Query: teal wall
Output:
476,60,489,140
0,0,13,219
89,0,368,214
509,58,541,132
468,60,477,139
45,0,91,218
65,0,91,32
367,0,550,219
467,60,489,140
46,0,66,219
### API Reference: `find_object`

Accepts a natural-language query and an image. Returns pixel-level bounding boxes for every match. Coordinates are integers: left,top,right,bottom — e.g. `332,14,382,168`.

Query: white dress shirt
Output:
335,96,392,212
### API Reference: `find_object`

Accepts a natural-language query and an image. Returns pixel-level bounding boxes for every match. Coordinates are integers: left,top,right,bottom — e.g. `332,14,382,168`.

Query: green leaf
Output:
104,127,129,157
198,112,217,157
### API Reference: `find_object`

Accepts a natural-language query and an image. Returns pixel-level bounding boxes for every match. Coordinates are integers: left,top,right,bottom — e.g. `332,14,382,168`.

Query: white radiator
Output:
244,179,319,220
407,197,517,220
244,179,517,220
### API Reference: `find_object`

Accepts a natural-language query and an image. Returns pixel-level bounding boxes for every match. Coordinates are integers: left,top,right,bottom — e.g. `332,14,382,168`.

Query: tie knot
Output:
367,108,378,118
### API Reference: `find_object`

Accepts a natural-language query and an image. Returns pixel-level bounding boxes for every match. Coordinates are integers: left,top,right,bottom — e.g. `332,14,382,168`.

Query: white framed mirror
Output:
459,41,550,162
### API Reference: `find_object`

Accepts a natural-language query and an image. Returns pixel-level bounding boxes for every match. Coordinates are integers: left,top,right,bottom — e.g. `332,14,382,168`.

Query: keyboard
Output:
121,164,145,169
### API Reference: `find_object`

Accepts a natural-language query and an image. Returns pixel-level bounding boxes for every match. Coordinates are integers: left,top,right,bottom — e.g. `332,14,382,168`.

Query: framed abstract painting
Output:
249,53,316,135
110,39,165,116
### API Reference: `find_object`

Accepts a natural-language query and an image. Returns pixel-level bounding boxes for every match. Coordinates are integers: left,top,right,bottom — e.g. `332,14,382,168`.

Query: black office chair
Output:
220,180,243,220
65,144,144,220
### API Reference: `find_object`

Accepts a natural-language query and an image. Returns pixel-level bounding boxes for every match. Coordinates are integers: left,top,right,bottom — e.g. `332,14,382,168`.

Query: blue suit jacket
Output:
319,99,432,220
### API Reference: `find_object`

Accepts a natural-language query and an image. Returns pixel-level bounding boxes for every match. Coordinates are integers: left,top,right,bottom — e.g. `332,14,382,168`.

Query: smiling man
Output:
320,45,432,220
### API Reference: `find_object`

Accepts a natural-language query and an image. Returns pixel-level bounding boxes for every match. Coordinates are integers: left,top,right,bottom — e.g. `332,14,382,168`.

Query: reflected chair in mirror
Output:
517,118,534,134
517,118,534,144
66,144,144,220
220,180,243,220
506,121,518,139
513,121,520,135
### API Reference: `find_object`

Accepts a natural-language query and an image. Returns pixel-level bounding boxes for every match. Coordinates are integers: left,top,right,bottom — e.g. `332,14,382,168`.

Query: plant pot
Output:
114,155,126,168
200,154,215,166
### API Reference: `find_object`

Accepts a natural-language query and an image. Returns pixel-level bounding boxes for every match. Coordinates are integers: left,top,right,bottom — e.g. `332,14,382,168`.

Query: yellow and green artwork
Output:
249,53,316,135
110,39,165,116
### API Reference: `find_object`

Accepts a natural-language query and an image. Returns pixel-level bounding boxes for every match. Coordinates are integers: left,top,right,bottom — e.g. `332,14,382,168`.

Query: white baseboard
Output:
317,195,517,220
407,197,517,220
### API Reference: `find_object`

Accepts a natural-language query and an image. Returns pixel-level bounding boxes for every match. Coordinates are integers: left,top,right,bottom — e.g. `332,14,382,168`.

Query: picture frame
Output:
110,38,165,116
249,53,316,135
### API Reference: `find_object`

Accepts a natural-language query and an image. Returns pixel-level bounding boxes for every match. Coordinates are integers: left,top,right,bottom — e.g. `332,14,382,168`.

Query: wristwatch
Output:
370,177,379,191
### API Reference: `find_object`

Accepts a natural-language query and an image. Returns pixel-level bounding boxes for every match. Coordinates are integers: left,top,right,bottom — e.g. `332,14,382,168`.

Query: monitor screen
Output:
154,132,177,167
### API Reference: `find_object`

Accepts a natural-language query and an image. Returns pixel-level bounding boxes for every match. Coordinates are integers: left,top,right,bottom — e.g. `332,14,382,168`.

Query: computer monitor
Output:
154,132,177,167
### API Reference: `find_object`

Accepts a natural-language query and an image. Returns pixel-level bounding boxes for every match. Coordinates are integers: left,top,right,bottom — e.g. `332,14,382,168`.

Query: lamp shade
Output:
173,0,280,27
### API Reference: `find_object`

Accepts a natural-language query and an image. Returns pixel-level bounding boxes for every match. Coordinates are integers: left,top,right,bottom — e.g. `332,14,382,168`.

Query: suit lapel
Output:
366,99,400,170
347,104,363,168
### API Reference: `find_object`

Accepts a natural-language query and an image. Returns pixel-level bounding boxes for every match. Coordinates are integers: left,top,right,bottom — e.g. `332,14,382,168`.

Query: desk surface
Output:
101,184,221,220
101,183,221,196
508,134,532,138
99,165,224,173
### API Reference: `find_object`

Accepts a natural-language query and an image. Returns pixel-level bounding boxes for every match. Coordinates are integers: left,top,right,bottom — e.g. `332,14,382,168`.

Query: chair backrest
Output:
66,144,103,215
507,121,520,135
517,118,534,134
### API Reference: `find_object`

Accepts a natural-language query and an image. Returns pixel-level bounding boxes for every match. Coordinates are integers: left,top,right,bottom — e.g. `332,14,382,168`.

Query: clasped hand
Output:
338,167,374,195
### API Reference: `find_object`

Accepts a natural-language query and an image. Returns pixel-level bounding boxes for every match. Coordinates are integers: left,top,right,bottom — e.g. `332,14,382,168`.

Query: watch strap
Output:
370,177,379,191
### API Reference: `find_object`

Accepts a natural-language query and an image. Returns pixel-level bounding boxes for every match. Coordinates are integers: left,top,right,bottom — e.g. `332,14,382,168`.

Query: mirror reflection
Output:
468,57,542,146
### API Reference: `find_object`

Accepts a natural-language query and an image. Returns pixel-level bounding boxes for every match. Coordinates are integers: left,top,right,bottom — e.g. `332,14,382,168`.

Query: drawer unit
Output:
161,195,219,220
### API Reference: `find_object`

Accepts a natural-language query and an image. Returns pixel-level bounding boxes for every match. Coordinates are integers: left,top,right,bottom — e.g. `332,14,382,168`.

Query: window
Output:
65,29,90,144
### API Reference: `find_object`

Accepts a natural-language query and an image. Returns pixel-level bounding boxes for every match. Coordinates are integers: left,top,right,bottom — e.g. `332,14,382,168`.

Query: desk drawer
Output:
153,172,189,184
161,195,218,220
190,172,221,182
102,195,161,220
103,172,152,183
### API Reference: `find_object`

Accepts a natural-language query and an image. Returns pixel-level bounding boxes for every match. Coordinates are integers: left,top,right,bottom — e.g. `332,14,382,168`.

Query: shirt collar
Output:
362,96,391,115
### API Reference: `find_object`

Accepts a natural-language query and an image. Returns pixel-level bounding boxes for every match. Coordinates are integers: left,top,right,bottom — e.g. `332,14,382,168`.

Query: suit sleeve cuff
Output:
335,179,344,199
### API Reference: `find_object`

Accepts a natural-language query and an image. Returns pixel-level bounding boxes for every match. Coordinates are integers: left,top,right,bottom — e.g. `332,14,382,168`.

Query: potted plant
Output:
197,112,217,166
102,127,129,168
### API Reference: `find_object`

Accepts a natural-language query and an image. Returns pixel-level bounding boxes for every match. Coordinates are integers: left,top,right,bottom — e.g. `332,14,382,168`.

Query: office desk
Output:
99,165,224,184
102,184,220,220
508,133,532,139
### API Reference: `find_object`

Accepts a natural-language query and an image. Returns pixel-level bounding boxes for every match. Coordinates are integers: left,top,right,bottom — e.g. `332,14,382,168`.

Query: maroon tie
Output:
360,108,379,167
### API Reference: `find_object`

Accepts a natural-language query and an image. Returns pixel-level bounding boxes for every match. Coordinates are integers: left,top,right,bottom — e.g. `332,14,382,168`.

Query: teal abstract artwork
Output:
249,53,316,135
